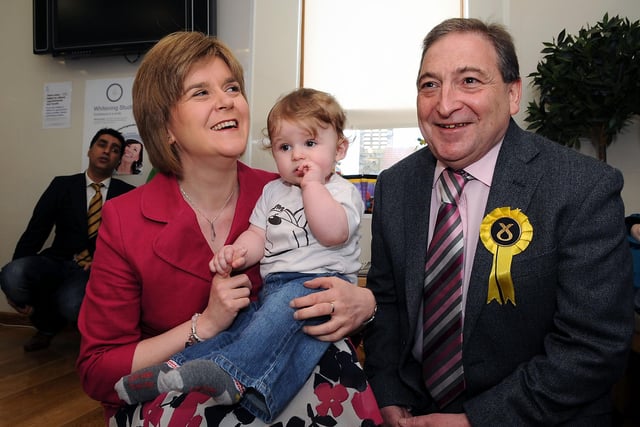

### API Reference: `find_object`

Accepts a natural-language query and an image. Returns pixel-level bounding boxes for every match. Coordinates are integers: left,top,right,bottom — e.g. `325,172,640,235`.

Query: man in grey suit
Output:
0,128,135,351
363,18,634,426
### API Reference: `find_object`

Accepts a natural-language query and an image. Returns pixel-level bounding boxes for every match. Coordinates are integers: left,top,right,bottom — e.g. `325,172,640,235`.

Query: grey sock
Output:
115,363,172,404
158,359,243,405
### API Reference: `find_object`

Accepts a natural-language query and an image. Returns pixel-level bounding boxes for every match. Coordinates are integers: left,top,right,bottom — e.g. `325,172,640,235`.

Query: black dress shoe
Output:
23,331,53,352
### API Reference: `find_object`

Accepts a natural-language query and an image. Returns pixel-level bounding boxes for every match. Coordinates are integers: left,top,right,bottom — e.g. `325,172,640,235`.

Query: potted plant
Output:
525,13,640,162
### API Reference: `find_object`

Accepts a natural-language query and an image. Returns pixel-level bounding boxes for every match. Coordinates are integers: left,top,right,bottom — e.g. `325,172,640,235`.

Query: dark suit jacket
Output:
363,120,634,426
13,173,135,260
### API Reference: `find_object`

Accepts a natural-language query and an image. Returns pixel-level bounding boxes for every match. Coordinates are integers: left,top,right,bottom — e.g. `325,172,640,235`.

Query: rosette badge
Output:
480,207,533,306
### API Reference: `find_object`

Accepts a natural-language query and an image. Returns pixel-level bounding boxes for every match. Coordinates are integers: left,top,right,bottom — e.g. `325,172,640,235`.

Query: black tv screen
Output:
33,0,215,57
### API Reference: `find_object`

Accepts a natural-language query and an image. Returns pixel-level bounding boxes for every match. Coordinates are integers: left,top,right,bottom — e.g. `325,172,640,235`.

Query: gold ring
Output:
330,302,335,314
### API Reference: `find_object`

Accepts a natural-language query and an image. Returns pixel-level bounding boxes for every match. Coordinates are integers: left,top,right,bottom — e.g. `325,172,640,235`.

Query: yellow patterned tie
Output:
76,183,103,267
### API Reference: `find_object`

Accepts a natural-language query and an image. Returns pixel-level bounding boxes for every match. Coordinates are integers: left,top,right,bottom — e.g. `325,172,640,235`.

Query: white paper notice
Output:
43,82,72,129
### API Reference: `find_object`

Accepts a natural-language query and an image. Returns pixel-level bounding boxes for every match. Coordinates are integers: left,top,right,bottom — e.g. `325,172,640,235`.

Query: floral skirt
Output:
109,338,382,426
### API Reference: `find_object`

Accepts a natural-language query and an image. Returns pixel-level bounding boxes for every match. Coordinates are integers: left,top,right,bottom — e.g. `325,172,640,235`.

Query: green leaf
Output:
524,13,640,161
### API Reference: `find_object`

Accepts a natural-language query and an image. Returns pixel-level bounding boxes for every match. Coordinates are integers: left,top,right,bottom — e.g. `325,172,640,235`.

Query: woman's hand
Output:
131,273,252,371
198,273,252,339
290,276,376,341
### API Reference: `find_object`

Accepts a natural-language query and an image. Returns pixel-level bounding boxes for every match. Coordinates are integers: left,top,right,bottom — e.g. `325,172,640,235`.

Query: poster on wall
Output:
42,81,72,129
82,77,144,176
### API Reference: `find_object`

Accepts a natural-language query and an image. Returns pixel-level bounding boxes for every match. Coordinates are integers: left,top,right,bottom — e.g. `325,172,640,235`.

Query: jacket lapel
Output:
106,180,125,199
141,173,213,282
72,173,89,233
463,120,543,341
404,149,437,334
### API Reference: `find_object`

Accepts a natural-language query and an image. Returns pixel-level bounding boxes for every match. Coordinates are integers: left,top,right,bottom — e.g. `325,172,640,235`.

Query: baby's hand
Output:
296,160,325,186
210,245,249,277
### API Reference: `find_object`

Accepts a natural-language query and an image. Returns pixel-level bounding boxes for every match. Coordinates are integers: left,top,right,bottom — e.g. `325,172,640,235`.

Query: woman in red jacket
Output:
76,32,381,426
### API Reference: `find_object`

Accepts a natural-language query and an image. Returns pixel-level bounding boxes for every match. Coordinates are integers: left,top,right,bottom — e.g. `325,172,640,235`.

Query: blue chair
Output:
628,223,640,324
627,214,640,290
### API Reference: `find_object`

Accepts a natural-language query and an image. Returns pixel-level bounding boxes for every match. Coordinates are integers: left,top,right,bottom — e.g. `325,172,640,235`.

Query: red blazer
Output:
76,163,278,411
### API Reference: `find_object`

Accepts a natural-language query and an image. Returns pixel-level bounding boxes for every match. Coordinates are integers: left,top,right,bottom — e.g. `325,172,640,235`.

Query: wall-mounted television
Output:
33,0,216,58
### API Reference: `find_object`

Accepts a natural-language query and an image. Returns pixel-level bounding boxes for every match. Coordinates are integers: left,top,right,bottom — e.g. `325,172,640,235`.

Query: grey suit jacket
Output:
363,119,634,425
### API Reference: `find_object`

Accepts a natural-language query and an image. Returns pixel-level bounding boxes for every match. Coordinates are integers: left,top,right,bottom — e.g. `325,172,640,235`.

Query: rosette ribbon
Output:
480,207,533,305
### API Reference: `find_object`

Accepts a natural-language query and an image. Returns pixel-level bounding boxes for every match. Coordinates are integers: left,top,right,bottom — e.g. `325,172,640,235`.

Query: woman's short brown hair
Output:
132,31,246,177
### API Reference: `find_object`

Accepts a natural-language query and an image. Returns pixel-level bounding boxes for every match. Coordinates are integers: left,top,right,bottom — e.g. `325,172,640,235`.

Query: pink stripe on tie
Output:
422,168,469,408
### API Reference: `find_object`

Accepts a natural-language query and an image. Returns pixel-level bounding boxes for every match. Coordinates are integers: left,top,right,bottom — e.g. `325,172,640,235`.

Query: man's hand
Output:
290,276,376,341
6,297,33,316
381,405,412,427
398,413,471,427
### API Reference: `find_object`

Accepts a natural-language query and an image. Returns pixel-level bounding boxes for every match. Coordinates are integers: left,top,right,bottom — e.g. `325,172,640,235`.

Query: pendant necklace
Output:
179,184,235,242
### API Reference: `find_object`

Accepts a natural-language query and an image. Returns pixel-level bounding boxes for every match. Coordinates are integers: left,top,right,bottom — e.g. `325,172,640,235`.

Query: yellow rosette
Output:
480,207,533,306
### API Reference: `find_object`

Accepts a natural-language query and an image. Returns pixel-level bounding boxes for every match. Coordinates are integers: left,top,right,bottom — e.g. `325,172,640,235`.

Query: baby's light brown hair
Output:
265,88,346,147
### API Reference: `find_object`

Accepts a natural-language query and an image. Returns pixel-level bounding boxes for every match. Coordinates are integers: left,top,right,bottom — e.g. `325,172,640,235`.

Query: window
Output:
340,127,424,175
303,0,462,174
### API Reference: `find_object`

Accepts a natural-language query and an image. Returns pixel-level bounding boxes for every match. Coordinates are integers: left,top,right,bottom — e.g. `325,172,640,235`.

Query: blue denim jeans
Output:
171,272,349,422
0,255,89,333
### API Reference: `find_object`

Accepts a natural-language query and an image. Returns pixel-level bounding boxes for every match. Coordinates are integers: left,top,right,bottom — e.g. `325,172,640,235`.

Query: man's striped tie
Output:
422,168,469,408
76,183,103,267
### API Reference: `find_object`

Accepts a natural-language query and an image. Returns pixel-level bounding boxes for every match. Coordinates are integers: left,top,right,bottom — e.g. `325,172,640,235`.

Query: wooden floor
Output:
0,312,638,427
0,316,104,427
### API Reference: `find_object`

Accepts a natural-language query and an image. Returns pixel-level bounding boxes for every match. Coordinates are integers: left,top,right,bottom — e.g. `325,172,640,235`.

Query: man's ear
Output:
508,78,522,116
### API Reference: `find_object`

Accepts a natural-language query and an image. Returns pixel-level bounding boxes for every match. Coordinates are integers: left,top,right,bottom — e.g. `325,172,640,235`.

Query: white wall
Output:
1,0,639,312
246,0,301,172
473,0,640,212
0,1,142,313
